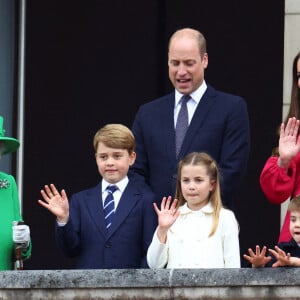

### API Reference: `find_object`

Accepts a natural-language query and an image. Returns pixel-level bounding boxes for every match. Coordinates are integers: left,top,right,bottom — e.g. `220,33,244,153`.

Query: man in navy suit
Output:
131,28,250,211
38,124,157,269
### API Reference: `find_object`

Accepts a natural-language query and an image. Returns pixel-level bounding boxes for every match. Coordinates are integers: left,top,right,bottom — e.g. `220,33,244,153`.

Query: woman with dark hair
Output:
260,52,300,243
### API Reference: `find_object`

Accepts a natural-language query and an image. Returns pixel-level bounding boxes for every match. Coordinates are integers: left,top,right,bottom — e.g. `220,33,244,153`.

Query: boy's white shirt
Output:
147,202,240,268
101,176,129,210
57,176,129,227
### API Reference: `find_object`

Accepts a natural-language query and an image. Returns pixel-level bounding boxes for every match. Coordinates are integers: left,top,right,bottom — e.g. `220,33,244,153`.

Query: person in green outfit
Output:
0,116,31,270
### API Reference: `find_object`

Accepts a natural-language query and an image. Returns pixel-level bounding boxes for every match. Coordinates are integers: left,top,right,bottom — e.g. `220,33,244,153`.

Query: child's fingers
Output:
153,202,160,215
170,198,178,209
165,196,172,209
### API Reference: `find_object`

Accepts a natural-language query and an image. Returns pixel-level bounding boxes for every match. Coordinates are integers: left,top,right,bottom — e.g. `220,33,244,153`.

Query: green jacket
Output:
0,172,31,270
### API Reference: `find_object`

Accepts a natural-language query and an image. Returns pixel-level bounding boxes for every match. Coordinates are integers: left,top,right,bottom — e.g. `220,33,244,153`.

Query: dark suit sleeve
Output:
131,106,150,182
219,97,250,209
55,194,81,257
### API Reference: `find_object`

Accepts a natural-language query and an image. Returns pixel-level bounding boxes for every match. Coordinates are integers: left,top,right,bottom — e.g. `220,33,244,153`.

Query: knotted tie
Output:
103,185,117,229
175,95,190,157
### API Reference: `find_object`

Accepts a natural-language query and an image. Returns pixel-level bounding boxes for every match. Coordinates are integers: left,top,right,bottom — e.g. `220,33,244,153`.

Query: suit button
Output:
105,243,112,248
172,174,177,179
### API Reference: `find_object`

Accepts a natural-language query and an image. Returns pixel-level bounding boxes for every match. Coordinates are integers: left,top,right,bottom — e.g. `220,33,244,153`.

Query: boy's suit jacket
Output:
56,180,157,269
131,84,250,210
266,238,300,267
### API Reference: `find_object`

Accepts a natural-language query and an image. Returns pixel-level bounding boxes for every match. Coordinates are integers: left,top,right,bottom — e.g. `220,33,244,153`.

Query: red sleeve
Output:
260,156,296,204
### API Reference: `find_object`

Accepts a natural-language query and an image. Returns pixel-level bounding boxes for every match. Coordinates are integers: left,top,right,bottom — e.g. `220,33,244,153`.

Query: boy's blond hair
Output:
93,124,135,154
288,195,300,212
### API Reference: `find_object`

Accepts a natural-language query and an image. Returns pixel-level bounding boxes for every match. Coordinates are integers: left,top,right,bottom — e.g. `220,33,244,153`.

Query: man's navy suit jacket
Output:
56,180,157,269
131,84,250,210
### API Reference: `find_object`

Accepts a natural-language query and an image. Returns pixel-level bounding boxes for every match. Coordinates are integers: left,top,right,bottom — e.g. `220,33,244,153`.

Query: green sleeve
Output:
11,176,32,260
22,241,32,260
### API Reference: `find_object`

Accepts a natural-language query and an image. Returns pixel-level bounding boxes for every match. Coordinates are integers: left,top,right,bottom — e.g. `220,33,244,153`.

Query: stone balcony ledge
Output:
0,268,300,299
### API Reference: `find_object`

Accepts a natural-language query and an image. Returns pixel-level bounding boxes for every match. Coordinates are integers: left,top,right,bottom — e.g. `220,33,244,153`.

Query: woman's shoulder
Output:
0,171,14,180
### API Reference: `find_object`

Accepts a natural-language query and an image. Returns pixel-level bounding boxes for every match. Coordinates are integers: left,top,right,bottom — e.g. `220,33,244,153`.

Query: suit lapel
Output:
106,181,140,239
162,93,177,162
178,86,216,158
85,183,107,238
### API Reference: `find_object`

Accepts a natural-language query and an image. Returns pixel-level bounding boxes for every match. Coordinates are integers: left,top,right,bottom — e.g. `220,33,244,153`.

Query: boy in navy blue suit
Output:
38,124,157,269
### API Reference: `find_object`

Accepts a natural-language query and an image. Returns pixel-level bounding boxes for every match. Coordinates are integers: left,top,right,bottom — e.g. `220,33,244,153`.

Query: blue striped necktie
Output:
175,95,190,157
103,185,117,229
